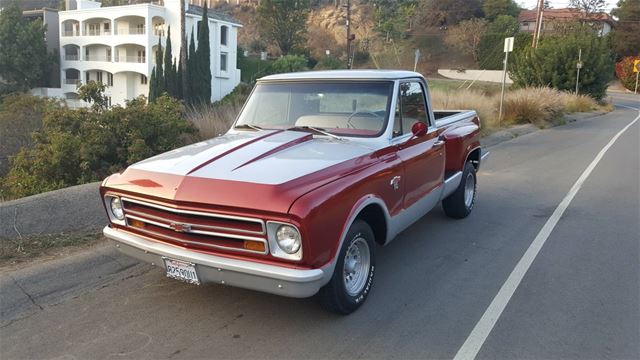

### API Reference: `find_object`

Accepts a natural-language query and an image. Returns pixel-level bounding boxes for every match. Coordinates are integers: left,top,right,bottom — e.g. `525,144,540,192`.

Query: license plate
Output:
163,258,200,285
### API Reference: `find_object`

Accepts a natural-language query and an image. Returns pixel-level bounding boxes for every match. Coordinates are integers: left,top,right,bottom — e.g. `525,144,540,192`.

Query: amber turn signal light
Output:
129,219,145,228
243,240,265,252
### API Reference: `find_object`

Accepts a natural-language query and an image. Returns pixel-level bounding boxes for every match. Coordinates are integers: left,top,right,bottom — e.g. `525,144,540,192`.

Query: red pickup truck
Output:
101,70,484,314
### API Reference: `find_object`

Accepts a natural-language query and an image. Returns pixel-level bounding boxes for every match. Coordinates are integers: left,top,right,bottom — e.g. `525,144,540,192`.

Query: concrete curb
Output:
0,182,104,239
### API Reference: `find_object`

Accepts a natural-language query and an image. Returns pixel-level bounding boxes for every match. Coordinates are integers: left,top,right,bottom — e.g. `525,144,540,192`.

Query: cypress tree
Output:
155,35,165,96
196,2,211,103
149,67,157,101
174,58,182,99
163,26,174,96
187,29,197,104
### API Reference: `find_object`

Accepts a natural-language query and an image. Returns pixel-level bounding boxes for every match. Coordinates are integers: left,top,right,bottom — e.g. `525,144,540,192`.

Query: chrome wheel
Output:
343,237,371,296
464,172,475,208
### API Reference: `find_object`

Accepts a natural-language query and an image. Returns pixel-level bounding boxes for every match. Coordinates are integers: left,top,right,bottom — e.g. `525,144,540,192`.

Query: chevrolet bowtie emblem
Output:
170,222,191,233
390,176,401,190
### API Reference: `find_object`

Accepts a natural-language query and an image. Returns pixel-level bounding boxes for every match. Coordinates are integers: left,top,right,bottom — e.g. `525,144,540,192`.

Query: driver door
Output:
393,81,445,209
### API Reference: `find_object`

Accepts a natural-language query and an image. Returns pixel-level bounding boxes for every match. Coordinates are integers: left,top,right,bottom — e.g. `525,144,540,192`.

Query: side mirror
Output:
411,121,428,137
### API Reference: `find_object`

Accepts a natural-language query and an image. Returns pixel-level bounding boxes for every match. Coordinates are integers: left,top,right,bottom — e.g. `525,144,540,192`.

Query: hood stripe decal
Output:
232,133,314,172
186,130,284,176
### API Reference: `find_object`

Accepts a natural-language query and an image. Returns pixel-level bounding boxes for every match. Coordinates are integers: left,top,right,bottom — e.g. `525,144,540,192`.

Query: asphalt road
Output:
1,93,638,360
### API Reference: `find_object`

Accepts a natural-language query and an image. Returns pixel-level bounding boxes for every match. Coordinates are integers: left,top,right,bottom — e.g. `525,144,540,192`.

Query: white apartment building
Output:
59,0,241,106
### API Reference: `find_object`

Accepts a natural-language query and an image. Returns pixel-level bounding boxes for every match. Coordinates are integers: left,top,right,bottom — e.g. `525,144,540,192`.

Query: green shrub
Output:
269,55,308,74
0,95,196,199
0,93,60,176
315,55,343,70
510,28,614,100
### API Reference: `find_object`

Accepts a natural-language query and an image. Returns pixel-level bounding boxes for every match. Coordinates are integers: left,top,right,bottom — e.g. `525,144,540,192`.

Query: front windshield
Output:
235,81,394,137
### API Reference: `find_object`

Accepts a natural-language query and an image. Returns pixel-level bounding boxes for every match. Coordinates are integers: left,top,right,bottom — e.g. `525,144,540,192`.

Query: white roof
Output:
259,70,424,82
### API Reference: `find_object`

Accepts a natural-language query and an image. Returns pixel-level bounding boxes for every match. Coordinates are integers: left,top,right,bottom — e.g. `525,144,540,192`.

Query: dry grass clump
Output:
431,89,498,134
431,86,609,135
559,93,599,113
502,87,565,127
185,100,242,140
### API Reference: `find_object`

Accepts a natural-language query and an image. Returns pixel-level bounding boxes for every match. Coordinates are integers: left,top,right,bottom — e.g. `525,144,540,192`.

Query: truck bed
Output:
434,110,477,127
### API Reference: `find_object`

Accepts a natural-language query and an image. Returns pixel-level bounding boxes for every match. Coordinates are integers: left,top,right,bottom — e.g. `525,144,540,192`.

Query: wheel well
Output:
467,148,481,170
356,204,387,246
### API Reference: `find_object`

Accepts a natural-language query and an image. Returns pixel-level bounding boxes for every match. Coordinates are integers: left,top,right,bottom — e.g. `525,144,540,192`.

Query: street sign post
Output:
498,37,515,125
634,59,639,95
576,48,582,94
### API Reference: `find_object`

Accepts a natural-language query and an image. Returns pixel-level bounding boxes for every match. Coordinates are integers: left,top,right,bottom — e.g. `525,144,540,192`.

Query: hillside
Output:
214,1,474,75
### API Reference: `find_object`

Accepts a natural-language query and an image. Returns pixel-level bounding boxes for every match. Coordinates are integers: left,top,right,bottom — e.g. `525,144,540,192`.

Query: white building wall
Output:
56,0,240,107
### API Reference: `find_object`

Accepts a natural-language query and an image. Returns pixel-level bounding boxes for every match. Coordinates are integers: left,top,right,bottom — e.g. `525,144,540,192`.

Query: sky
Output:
517,0,618,12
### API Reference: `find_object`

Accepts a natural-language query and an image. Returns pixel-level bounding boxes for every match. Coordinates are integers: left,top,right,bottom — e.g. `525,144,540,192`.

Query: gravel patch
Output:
0,182,105,240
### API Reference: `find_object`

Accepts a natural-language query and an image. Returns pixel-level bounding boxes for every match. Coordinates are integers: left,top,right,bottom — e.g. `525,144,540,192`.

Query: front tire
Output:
442,161,477,219
319,220,376,315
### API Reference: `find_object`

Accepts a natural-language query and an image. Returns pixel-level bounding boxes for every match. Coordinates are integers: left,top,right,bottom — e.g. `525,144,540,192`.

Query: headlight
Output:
275,225,301,254
110,197,125,220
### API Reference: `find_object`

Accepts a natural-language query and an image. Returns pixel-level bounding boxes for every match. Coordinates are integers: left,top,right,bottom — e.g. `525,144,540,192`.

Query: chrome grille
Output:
120,197,268,255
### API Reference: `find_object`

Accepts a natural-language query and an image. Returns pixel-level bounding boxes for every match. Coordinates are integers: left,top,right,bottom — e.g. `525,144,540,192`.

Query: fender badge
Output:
170,222,191,233
390,176,401,190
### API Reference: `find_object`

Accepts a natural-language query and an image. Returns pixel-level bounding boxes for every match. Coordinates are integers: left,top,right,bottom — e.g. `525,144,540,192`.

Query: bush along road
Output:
0,93,637,359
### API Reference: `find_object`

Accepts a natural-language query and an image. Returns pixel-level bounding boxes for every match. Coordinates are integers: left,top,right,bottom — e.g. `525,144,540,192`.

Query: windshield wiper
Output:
288,126,344,141
235,124,264,131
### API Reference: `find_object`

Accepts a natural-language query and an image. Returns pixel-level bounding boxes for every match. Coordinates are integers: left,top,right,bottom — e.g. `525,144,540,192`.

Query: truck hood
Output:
102,130,377,213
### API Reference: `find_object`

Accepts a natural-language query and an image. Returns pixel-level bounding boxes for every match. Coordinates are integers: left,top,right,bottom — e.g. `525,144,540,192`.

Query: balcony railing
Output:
64,79,81,85
116,56,146,63
62,30,80,37
85,55,112,62
64,54,80,61
117,28,146,35
85,29,112,36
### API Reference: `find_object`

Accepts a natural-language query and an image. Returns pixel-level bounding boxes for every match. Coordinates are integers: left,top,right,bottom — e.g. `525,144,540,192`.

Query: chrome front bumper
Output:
103,226,327,298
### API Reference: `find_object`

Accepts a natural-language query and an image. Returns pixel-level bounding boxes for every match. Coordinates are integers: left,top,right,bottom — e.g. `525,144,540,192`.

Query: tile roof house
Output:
519,8,615,36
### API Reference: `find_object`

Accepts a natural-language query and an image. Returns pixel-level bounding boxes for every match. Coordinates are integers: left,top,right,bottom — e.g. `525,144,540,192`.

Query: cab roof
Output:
258,70,424,82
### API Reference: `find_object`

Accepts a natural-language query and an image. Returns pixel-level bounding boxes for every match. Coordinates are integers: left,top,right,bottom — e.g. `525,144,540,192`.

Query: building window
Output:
141,74,148,85
104,22,110,34
85,72,90,83
97,71,103,83
107,73,113,86
220,25,228,46
220,53,228,72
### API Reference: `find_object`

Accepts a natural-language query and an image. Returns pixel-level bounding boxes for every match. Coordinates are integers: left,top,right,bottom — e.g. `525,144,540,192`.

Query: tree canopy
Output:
483,0,520,21
257,0,310,55
610,0,640,57
0,0,55,94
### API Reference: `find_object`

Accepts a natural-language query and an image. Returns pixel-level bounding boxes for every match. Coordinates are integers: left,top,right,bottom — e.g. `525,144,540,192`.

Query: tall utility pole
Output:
575,48,582,94
345,0,353,69
532,0,544,48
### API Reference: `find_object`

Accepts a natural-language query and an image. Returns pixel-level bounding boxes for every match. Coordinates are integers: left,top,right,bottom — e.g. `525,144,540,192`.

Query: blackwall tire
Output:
319,220,376,315
442,161,477,219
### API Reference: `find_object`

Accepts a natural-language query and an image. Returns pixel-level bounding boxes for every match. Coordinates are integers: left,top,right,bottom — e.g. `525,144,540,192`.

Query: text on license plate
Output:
163,258,200,285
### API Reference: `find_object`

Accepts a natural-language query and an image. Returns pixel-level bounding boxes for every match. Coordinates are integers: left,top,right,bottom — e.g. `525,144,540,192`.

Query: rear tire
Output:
442,161,477,219
319,220,376,315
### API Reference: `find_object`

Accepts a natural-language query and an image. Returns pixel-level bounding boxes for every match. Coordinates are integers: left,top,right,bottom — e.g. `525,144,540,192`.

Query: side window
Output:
394,81,429,137
220,25,228,46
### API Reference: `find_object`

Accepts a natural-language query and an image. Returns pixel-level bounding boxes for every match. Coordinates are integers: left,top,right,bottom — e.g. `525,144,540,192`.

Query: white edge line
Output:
453,104,640,360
